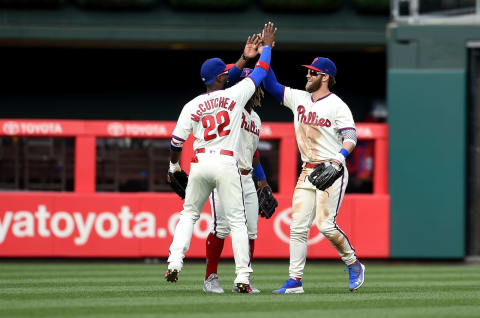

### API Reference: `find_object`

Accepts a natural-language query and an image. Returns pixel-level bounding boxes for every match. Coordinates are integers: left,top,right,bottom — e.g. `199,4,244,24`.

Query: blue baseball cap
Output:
240,68,253,78
200,58,234,85
302,57,337,77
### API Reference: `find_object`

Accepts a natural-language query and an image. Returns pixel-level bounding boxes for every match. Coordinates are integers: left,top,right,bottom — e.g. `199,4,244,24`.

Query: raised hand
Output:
257,32,276,54
262,22,277,48
243,34,262,60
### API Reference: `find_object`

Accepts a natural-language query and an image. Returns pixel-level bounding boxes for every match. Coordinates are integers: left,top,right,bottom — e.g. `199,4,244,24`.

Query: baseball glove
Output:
258,185,278,219
167,170,189,199
308,161,344,191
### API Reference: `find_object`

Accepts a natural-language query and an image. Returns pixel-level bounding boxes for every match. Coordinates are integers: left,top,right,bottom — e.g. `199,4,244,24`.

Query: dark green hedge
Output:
259,0,343,12
167,0,252,10
75,0,157,9
0,0,65,7
352,0,389,14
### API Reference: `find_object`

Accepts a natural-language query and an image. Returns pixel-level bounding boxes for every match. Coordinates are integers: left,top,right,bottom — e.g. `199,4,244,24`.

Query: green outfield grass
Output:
1,261,479,318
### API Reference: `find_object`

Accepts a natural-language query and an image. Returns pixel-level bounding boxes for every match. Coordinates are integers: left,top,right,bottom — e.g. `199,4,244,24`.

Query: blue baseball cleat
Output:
272,278,304,294
347,262,365,291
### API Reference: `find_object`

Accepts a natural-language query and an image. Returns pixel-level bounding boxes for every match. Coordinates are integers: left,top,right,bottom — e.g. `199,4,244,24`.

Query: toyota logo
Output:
273,207,325,245
2,121,20,135
107,122,125,136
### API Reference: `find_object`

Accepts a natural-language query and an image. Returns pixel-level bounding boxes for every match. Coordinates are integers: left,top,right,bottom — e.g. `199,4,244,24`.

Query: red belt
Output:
196,148,234,157
240,169,251,175
305,163,322,169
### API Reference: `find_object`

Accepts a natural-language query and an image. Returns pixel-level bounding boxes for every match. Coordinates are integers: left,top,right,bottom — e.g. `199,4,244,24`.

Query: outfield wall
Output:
0,119,389,258
387,24,478,258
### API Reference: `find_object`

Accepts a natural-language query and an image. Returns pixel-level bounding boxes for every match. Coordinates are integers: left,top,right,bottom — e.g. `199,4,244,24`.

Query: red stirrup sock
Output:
205,232,225,280
249,239,255,263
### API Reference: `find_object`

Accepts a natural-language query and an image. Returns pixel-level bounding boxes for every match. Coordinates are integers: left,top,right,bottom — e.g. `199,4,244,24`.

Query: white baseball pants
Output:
167,152,252,284
289,166,357,279
209,173,258,240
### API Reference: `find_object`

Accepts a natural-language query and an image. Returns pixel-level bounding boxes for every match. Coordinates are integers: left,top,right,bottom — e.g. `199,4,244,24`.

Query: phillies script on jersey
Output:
241,113,260,136
297,105,332,127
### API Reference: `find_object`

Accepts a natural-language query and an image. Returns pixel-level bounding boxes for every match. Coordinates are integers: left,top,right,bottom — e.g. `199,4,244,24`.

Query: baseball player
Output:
203,68,274,294
262,57,365,293
165,22,277,293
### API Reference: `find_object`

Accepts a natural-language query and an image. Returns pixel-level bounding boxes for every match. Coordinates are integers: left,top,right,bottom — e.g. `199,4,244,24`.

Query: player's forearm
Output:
252,156,260,167
340,128,357,153
235,54,249,71
253,163,266,181
227,65,242,87
170,150,181,165
334,141,355,167
248,46,271,87
170,134,185,164
263,68,284,101
342,141,355,154
333,127,357,165
252,150,267,181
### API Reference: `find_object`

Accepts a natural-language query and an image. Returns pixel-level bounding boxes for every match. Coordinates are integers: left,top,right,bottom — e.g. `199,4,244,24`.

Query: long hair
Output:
328,76,336,90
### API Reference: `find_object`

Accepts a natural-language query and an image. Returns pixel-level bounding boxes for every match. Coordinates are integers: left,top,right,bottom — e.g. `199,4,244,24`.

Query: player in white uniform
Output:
165,23,276,293
262,57,365,293
203,68,272,294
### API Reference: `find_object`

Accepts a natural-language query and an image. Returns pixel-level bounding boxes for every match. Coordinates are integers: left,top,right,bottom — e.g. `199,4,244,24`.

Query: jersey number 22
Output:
202,110,231,141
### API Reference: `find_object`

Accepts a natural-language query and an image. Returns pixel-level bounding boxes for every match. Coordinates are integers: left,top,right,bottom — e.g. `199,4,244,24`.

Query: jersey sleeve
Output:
282,86,302,111
262,68,284,101
172,102,194,141
335,102,356,131
224,77,256,113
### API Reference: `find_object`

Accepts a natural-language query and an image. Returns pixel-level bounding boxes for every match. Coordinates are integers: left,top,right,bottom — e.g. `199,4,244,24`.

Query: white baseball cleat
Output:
272,278,304,294
203,273,224,293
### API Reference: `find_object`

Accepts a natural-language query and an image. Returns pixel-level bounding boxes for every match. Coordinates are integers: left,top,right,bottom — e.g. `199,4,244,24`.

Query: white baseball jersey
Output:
236,109,261,170
282,88,355,163
209,108,262,241
282,87,358,280
172,78,257,158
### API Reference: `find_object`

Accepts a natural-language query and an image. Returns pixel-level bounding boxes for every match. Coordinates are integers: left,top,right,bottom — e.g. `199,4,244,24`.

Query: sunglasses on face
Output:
308,69,326,77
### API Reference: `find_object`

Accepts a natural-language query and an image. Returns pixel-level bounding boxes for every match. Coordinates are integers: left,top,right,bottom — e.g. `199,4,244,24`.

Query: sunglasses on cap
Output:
308,69,326,77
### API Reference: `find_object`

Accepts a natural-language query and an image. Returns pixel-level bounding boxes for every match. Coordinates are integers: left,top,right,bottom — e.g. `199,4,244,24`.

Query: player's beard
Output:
305,75,323,93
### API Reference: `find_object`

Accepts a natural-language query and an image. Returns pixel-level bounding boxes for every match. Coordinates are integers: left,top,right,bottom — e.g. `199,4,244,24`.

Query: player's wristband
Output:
339,148,349,159
253,164,266,181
